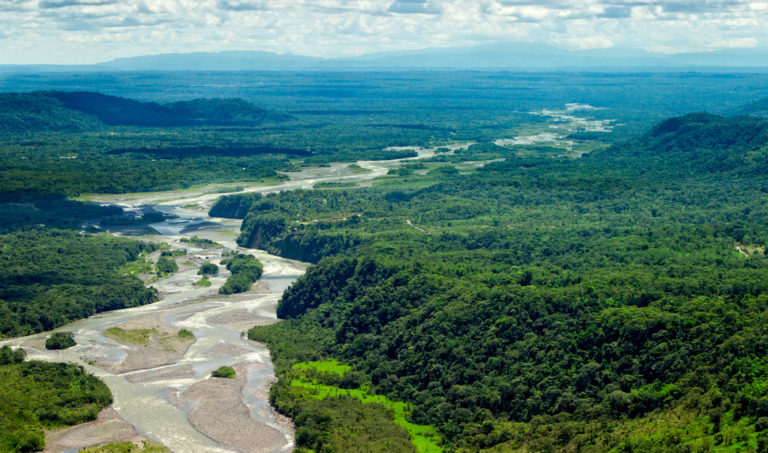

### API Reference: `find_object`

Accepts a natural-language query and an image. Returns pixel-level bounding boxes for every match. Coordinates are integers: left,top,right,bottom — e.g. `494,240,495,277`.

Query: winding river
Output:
0,145,460,453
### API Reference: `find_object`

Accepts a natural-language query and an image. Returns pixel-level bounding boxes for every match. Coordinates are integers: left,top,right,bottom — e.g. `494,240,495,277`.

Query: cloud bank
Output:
1,0,766,64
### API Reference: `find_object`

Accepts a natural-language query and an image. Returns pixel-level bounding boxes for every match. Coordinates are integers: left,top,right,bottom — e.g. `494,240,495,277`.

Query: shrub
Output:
198,262,219,275
45,331,76,350
156,256,178,275
212,366,235,379
178,329,194,338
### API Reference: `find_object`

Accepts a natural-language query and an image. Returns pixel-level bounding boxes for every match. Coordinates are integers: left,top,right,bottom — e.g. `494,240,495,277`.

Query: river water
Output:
0,145,454,453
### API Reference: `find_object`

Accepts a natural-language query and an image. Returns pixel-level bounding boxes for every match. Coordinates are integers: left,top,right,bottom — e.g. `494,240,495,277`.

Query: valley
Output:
0,74,767,452
0,147,450,452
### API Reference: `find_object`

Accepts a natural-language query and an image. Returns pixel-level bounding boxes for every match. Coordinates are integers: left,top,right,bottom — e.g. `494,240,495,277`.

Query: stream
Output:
0,145,456,453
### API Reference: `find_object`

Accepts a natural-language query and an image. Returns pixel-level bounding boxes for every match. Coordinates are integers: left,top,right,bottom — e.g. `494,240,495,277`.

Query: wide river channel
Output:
0,145,461,453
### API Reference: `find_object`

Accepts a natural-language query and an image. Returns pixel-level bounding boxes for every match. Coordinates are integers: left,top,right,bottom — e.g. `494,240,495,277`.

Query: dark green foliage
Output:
244,113,768,450
290,397,417,453
211,366,235,378
0,346,26,365
0,230,158,337
0,91,290,130
45,331,76,350
179,236,220,247
218,254,263,294
588,113,768,174
0,197,123,233
160,249,186,257
0,355,112,452
198,262,219,275
155,256,178,275
0,93,102,133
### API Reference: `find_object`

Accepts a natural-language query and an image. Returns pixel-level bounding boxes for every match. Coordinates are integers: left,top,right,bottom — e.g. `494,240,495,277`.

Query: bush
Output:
198,262,219,275
45,331,76,350
178,329,194,339
218,254,263,294
156,256,178,275
212,366,235,379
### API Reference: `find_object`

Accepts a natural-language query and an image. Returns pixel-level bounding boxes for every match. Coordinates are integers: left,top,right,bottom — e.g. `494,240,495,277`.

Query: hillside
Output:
220,113,768,452
587,112,768,174
0,91,290,133
0,93,103,133
732,97,768,118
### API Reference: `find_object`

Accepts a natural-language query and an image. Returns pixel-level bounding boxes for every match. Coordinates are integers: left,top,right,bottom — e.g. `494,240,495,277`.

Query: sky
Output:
1,0,767,64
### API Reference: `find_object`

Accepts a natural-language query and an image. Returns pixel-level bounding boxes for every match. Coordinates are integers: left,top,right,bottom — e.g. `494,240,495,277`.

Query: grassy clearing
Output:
104,326,193,352
194,276,212,286
293,360,350,376
291,361,443,453
78,440,169,452
118,253,152,276
103,327,157,345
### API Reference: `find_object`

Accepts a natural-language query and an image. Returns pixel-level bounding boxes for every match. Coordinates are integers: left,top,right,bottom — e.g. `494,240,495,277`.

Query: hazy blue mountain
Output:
99,51,324,71
2,43,768,73
731,97,768,118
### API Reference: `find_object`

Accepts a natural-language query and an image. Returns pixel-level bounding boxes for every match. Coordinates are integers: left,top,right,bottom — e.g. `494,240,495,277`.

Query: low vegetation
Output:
211,366,235,379
177,328,194,339
103,327,158,345
78,440,169,452
193,276,212,287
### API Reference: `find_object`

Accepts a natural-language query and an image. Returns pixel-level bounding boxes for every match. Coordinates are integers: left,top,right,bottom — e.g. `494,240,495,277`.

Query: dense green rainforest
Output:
1,79,768,452
0,346,113,451
209,113,768,451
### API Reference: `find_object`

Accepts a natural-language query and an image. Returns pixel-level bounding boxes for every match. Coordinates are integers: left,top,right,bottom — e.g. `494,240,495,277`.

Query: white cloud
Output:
0,0,765,63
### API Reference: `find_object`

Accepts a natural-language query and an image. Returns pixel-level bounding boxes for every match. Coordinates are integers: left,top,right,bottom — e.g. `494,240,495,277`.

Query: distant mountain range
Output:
3,43,768,73
0,91,290,133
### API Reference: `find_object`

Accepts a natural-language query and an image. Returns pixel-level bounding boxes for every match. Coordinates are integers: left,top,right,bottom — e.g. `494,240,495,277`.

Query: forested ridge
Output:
0,230,158,337
0,90,426,198
0,91,290,131
225,113,768,451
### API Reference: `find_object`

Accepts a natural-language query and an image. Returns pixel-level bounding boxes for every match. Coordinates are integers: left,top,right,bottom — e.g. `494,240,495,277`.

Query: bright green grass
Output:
194,276,212,287
291,361,443,453
293,360,350,376
79,440,169,452
103,327,157,345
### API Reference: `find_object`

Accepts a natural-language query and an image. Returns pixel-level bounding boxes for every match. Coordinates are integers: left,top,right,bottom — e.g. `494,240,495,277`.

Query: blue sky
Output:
1,0,767,64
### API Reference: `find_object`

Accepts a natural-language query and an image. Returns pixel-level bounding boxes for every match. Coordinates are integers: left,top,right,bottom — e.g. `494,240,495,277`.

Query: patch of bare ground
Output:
184,364,290,453
127,365,195,383
208,308,279,331
44,407,150,452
